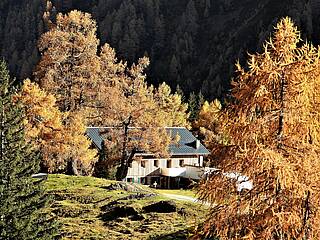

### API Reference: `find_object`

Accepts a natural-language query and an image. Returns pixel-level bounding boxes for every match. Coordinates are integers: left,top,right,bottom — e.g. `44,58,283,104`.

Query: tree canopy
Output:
18,10,188,177
0,0,312,100
36,10,100,113
197,17,320,239
16,79,97,175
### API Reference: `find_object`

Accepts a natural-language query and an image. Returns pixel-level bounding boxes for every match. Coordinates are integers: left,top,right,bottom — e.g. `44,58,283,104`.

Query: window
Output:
179,159,184,167
154,160,159,167
141,161,145,168
127,178,133,183
167,159,172,168
140,177,146,184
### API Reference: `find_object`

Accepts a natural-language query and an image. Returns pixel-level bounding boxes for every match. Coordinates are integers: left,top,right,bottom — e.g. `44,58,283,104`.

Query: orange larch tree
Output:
36,10,100,113
193,99,228,165
96,45,188,180
197,17,320,240
33,10,188,178
15,80,97,175
34,10,101,174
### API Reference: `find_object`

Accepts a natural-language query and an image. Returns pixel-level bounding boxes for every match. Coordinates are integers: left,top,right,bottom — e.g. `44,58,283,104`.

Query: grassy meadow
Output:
45,175,208,240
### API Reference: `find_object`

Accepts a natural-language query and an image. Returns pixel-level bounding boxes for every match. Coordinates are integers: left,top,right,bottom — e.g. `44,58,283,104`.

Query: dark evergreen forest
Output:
0,0,318,99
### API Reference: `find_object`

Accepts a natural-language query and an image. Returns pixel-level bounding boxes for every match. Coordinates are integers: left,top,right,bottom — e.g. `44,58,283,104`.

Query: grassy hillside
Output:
45,175,208,240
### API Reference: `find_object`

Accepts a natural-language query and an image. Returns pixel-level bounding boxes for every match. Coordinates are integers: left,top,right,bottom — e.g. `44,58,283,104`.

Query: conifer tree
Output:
153,82,189,127
175,84,185,102
197,17,320,240
169,54,179,80
195,99,222,143
197,91,205,112
188,91,204,122
0,60,58,239
188,92,198,121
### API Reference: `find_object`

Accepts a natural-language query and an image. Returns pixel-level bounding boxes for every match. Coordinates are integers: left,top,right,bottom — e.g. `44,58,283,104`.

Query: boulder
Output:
103,182,137,192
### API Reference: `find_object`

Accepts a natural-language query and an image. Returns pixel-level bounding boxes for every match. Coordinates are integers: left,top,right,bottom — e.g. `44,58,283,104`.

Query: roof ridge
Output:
86,126,210,155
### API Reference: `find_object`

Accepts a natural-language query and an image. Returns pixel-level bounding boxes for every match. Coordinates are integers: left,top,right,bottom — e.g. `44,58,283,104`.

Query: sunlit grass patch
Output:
155,188,197,198
45,174,207,239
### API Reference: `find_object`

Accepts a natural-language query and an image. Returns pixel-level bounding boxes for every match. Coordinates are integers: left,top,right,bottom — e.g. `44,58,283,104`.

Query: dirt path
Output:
161,193,211,206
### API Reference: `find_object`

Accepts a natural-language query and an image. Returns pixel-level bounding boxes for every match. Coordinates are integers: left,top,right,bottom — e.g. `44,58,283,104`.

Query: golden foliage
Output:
197,17,320,239
153,82,189,127
16,80,97,174
196,99,221,133
94,43,188,163
95,45,187,178
193,99,228,163
36,10,100,112
33,10,188,177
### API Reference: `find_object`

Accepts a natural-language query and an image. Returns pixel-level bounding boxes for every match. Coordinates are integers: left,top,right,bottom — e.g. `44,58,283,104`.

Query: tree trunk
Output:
116,149,136,181
302,190,311,240
277,74,286,147
115,116,133,181
66,159,79,176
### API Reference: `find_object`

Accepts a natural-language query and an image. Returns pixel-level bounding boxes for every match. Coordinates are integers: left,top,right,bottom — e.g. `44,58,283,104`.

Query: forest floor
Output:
45,174,209,240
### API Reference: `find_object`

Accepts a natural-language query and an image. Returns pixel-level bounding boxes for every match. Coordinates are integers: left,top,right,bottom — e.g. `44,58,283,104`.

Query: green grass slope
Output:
45,174,208,240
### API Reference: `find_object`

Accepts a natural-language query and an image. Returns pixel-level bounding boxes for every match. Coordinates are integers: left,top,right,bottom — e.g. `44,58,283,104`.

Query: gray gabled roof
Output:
86,127,105,150
165,127,210,155
86,127,210,156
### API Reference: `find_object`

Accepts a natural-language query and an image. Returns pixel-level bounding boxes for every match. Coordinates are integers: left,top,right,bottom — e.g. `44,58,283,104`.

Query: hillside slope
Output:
45,174,207,240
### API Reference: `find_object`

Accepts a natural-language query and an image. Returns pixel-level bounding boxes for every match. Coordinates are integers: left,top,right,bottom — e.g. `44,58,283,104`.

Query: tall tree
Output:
36,10,100,113
0,60,58,239
197,18,320,239
194,99,222,141
35,10,100,175
188,91,204,122
97,46,188,180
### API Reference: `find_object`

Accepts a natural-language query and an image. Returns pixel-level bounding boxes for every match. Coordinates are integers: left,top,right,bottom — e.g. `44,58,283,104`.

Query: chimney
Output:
196,139,200,149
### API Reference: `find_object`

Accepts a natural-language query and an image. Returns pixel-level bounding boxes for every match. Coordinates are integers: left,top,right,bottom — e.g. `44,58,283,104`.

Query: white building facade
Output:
87,127,210,189
126,155,204,188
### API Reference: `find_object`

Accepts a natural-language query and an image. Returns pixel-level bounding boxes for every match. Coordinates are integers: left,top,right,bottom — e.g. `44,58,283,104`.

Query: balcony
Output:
160,166,205,179
161,167,186,177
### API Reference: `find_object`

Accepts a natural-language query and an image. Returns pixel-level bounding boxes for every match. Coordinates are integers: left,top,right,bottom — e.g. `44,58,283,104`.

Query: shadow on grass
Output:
147,229,189,240
148,229,219,240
